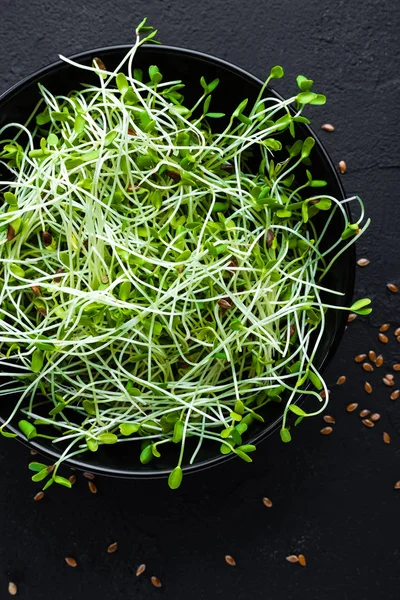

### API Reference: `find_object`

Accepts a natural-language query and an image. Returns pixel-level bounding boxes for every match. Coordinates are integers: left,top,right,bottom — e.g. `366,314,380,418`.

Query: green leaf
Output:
308,370,323,390
349,298,372,313
310,180,327,188
18,420,37,440
119,422,140,435
152,444,161,458
288,404,307,416
116,72,129,94
74,115,85,134
269,65,284,79
149,65,162,85
356,307,372,315
302,201,309,223
83,400,96,415
237,444,256,453
53,475,72,488
221,427,234,439
276,209,292,218
310,94,326,105
230,411,242,422
168,466,183,489
0,428,17,439
206,112,225,118
220,443,232,455
235,449,252,463
296,91,317,105
172,419,184,443
49,402,66,416
140,445,153,464
98,433,118,444
294,416,304,427
32,468,49,482
4,191,17,205
42,478,54,490
234,400,245,415
48,133,58,146
296,75,313,91
301,137,315,159
104,130,118,146
233,98,249,118
30,349,44,373
87,438,98,452
280,427,292,443
29,462,48,472
315,198,332,210
10,264,25,278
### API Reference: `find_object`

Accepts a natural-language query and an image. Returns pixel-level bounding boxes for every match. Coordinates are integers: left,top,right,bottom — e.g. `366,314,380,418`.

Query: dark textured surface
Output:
0,1,400,599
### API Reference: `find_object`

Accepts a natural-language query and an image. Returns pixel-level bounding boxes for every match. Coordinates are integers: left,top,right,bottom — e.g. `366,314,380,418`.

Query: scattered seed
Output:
338,160,347,173
397,336,400,343
266,229,275,248
346,403,358,413
394,481,400,489
393,364,400,371
323,415,336,423
336,375,346,385
83,471,96,480
359,409,370,417
286,555,299,563
8,582,17,596
262,497,273,508
357,258,370,267
225,555,236,566
88,481,97,494
383,432,391,444
321,123,335,132
298,554,307,567
395,327,400,336
218,298,232,309
376,355,384,367
355,354,367,363
151,576,162,588
30,449,37,455
378,333,388,344
387,283,398,293
136,564,146,577
390,389,400,400
386,373,394,380
33,491,44,502
107,542,118,553
65,557,77,568
347,313,357,323
319,389,331,399
362,419,374,428
370,413,381,422
68,475,76,485
320,426,333,435
364,382,372,393
368,350,377,363
383,377,395,387
379,323,390,332
362,362,374,372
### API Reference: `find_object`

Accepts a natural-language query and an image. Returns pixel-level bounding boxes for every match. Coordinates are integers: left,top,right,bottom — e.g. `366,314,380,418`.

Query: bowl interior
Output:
0,45,355,477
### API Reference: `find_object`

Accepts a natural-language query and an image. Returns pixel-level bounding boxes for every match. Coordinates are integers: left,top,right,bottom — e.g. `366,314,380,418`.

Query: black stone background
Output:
0,1,399,598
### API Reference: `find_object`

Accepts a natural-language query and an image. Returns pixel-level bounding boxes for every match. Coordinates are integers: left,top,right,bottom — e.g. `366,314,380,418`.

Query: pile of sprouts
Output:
0,19,370,489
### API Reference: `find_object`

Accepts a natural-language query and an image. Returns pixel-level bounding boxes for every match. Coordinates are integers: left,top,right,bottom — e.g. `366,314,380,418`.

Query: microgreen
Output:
0,19,369,491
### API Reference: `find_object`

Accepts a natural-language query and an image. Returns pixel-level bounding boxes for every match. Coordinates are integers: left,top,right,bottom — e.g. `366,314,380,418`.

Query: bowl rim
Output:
0,43,355,478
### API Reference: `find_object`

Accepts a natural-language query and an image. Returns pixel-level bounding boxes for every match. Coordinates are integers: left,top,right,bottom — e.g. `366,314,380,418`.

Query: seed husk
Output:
357,258,370,267
8,582,17,596
225,555,236,566
286,555,299,563
375,355,384,367
266,229,275,248
320,426,333,435
31,285,41,296
83,471,95,480
347,313,357,323
136,564,146,577
30,449,37,455
41,230,53,246
387,283,398,293
68,475,76,485
355,354,367,363
262,497,273,508
368,351,377,363
53,267,64,283
323,415,336,423
107,542,118,553
362,363,374,372
346,403,358,413
359,409,370,417
336,375,346,385
93,56,107,71
394,481,400,489
88,481,97,494
7,225,16,241
379,323,390,332
33,491,44,501
364,382,372,393
298,554,307,567
338,160,347,173
218,298,232,309
393,364,400,371
165,169,181,181
390,389,400,400
370,413,381,422
378,333,389,344
151,576,162,588
362,418,374,428
321,123,335,132
127,128,136,136
65,557,77,567
383,377,395,387
394,327,400,337
383,432,391,444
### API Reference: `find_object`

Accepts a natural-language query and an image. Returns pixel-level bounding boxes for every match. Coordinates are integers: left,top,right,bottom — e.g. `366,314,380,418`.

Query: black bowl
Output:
0,45,355,478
